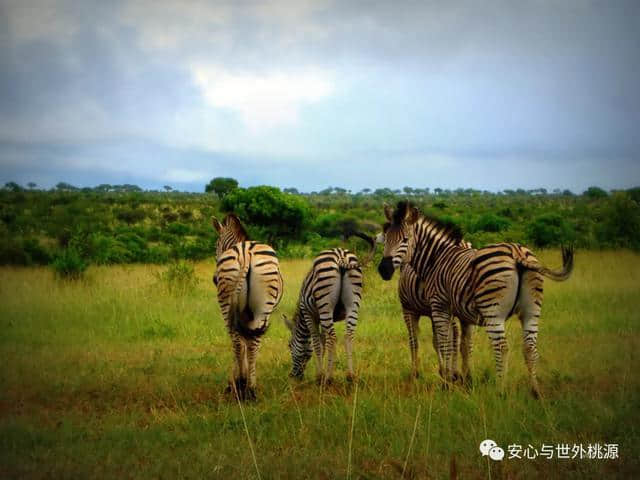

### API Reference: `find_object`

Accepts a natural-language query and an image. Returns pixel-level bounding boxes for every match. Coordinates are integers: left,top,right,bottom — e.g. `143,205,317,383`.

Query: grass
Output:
0,250,639,478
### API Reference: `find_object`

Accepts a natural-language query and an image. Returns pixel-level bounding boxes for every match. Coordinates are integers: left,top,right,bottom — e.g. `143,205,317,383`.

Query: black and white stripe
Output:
378,202,573,397
284,248,367,383
213,214,284,400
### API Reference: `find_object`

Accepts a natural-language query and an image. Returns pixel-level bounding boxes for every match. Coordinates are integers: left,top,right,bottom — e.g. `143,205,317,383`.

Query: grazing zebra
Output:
378,202,573,397
284,235,375,383
212,214,284,400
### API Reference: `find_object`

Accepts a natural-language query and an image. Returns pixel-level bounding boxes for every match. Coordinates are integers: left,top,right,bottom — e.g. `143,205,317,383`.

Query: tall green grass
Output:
0,250,638,478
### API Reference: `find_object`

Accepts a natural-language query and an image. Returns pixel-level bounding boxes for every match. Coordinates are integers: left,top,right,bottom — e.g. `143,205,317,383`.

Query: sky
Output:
1,0,639,193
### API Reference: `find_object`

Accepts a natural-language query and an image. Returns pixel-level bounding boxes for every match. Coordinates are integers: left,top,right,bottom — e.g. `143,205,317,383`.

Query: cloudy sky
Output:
1,0,639,192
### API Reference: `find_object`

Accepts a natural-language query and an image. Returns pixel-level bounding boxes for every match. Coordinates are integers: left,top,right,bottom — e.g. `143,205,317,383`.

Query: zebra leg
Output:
320,319,337,384
520,315,540,398
227,332,247,397
460,322,474,387
403,310,420,378
244,336,261,401
432,310,455,385
344,315,357,382
450,321,461,383
307,316,325,382
485,317,509,393
518,270,544,398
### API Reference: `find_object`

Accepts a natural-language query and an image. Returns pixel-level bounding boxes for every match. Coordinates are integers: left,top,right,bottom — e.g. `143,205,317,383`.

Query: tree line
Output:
1,178,639,270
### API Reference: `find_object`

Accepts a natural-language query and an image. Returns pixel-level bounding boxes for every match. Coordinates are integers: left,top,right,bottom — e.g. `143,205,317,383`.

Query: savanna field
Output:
1,250,639,479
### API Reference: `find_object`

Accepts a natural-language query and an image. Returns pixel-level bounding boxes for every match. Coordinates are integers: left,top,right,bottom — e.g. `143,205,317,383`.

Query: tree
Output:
205,177,238,198
3,181,23,192
583,186,608,199
56,182,78,191
164,185,173,192
221,186,311,246
283,187,299,194
27,182,37,190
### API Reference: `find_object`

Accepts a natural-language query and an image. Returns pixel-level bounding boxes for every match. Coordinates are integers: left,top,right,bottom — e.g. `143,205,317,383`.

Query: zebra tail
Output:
345,230,376,266
517,245,574,282
229,261,253,335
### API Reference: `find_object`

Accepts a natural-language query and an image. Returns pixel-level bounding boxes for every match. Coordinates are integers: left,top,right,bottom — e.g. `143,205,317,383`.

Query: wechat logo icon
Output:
480,439,505,461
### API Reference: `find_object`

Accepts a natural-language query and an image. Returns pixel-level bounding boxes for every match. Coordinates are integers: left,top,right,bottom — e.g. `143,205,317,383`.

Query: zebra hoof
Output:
244,387,257,402
289,371,304,381
346,373,355,383
531,387,541,400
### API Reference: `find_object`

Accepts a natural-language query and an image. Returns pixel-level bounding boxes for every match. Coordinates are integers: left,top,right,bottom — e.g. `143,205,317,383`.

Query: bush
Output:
115,207,146,224
598,192,640,249
221,186,311,246
52,247,88,279
473,213,511,233
154,261,199,295
527,214,574,248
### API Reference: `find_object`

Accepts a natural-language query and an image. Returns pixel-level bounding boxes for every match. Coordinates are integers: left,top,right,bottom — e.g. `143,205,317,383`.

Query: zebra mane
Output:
392,201,463,244
421,214,464,244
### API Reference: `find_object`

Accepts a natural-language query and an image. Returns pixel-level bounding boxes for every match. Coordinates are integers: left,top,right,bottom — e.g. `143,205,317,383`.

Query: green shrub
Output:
52,247,88,279
221,186,311,246
598,192,640,249
473,213,511,233
526,214,574,248
167,222,190,235
115,207,146,224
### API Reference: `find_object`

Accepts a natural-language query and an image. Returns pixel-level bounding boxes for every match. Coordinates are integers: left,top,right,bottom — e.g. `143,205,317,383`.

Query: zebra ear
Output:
383,203,394,221
212,216,222,232
282,314,293,331
405,205,420,224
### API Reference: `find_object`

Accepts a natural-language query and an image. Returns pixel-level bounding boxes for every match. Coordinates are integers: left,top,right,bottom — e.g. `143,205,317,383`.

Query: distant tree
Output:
94,184,112,192
283,187,299,194
334,187,347,195
27,182,37,190
3,181,23,192
56,182,78,191
319,187,333,195
164,185,173,192
361,188,371,194
583,186,608,199
562,189,574,196
434,188,443,195
374,188,393,196
205,177,238,198
403,186,414,196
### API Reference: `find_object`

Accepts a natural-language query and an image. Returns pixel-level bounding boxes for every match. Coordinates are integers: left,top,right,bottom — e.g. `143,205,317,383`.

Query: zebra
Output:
212,214,284,400
284,234,375,384
377,226,475,382
377,201,573,397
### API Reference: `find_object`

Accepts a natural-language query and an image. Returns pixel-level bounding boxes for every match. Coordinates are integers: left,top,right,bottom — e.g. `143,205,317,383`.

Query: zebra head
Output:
212,214,249,257
378,201,420,280
283,313,310,379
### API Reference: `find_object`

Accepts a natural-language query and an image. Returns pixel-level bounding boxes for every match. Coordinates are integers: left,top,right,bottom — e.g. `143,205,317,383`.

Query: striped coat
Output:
285,248,365,383
213,214,283,400
378,202,573,397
